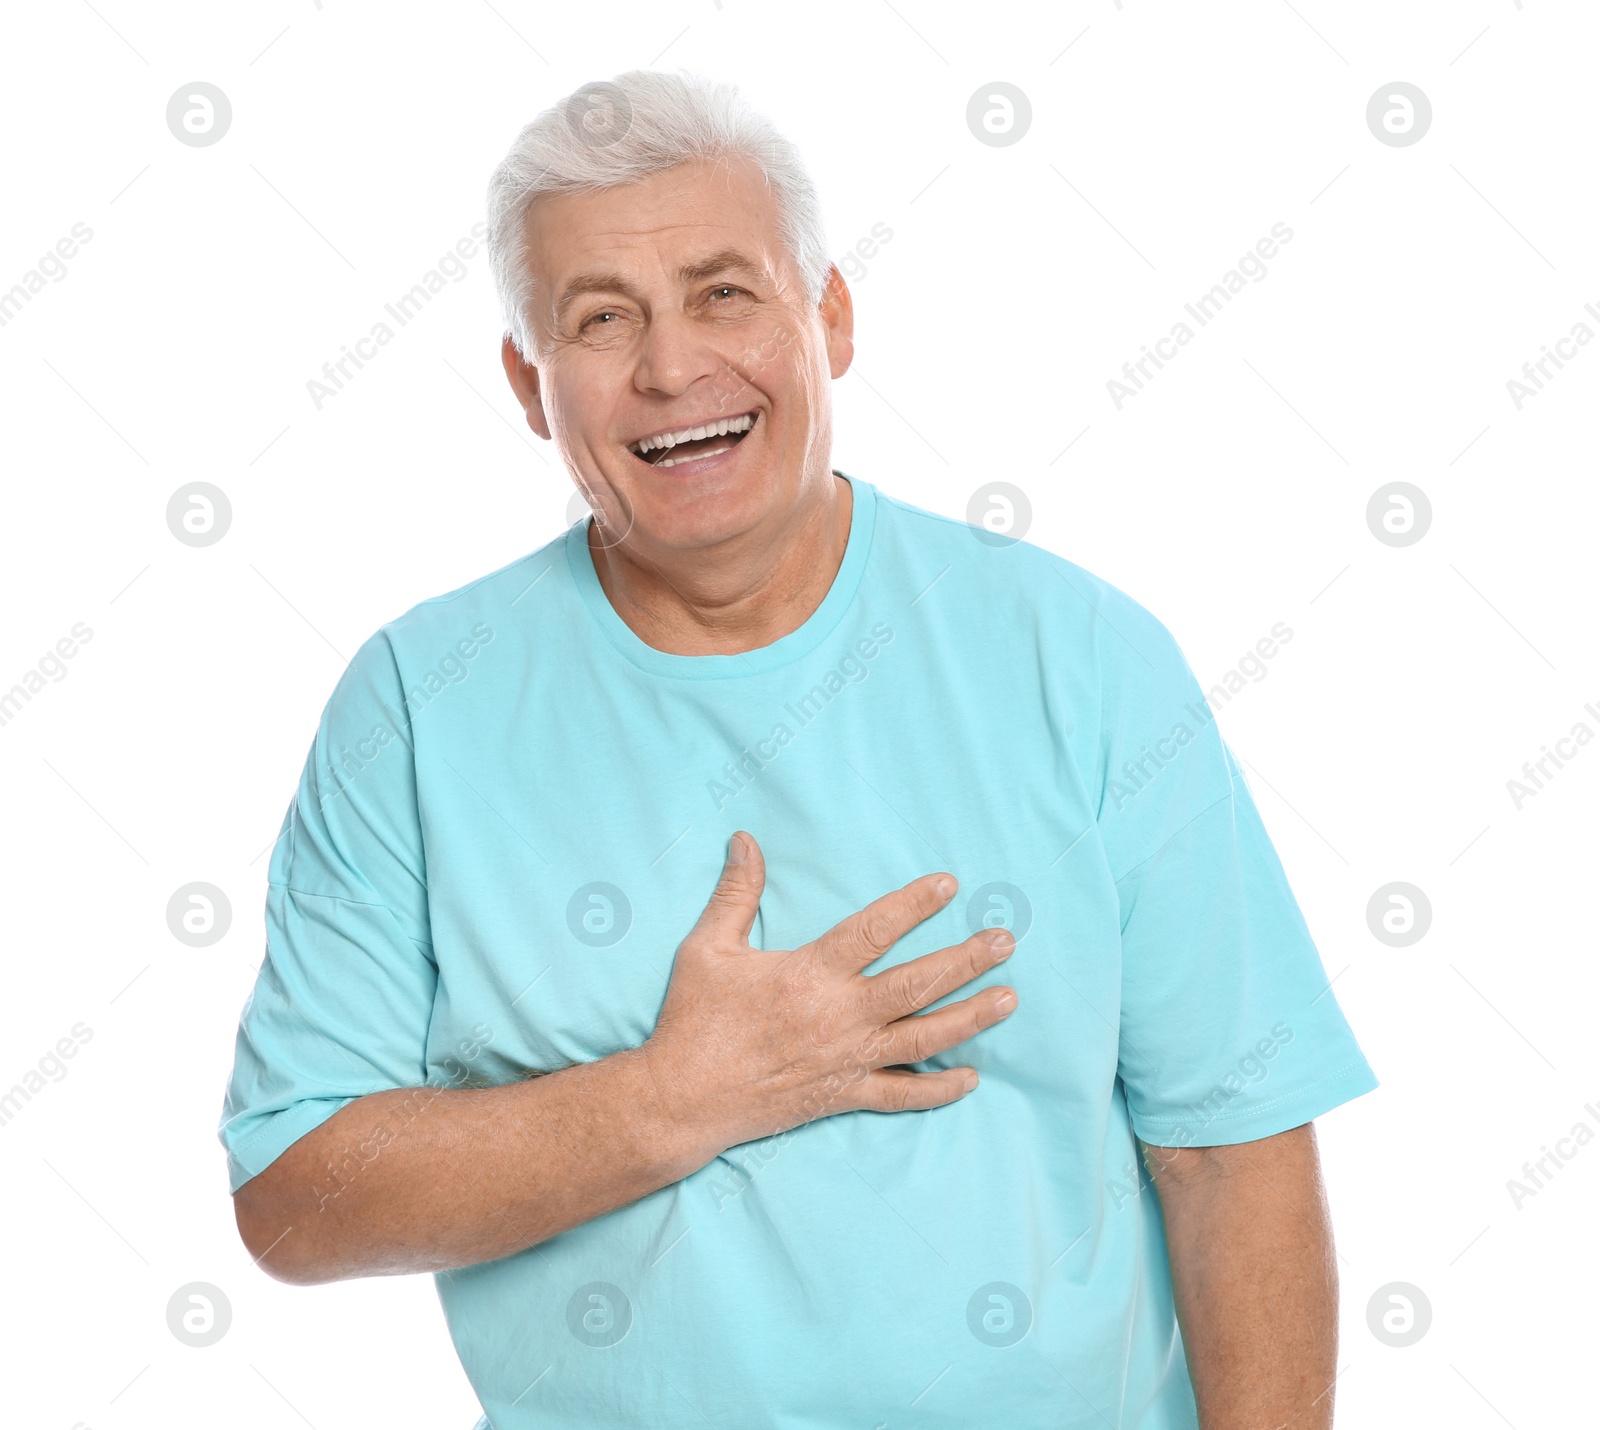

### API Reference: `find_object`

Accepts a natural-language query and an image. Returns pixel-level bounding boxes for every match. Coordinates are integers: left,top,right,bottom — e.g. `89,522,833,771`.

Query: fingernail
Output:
728,833,746,865
935,875,956,898
985,929,1014,957
994,990,1017,1013
963,1071,979,1091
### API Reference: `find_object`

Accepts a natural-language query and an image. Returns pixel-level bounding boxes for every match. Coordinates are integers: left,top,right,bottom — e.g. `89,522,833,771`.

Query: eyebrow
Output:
553,248,768,320
678,248,768,287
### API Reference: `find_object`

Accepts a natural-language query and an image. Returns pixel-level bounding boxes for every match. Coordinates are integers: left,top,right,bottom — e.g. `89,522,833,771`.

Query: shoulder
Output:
381,526,572,649
869,481,1192,686
332,524,575,677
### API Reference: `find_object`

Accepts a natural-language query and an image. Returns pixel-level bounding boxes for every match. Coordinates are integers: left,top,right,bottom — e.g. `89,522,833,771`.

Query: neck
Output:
587,472,853,657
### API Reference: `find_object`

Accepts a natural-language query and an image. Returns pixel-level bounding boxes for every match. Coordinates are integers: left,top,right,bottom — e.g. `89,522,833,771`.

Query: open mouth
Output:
627,410,758,469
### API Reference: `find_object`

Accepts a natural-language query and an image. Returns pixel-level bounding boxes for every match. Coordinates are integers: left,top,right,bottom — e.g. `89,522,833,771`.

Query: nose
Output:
633,308,734,401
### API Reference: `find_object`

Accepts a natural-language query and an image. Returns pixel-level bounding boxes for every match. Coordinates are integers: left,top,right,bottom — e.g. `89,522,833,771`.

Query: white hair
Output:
485,69,831,361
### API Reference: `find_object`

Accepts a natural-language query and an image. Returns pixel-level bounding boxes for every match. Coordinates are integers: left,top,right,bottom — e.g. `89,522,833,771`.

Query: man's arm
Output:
235,1046,699,1285
1141,1122,1338,1430
233,835,1018,1285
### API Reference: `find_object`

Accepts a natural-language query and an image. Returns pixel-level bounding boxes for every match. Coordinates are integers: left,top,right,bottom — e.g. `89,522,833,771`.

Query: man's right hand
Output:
234,829,1017,1283
641,830,1018,1158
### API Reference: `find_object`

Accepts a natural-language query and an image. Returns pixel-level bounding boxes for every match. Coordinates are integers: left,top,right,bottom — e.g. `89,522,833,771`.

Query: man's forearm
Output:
1143,1124,1338,1430
232,849,1012,1288
233,1046,712,1285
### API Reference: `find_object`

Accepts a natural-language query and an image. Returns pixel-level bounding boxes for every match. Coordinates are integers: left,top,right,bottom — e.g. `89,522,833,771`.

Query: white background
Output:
2,0,1595,1425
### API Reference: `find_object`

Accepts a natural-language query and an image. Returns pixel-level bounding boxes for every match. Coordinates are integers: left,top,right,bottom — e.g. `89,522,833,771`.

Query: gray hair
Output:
485,69,831,361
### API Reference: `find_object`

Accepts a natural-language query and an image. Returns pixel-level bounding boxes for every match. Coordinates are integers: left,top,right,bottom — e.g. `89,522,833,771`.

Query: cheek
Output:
737,316,807,386
550,373,622,446
759,350,825,416
784,343,833,405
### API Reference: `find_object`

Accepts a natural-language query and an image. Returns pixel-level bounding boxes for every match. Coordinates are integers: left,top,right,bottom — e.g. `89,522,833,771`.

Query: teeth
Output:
631,412,755,455
656,443,733,469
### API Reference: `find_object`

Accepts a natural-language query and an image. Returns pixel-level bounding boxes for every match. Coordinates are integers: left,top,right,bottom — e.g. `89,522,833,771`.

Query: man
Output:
222,68,1377,1429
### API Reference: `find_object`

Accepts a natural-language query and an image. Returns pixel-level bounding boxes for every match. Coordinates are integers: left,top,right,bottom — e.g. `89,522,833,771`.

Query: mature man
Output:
222,69,1378,1429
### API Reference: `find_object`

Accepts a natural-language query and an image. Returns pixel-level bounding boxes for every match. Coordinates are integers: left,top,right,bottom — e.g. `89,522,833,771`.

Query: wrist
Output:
620,1040,727,1182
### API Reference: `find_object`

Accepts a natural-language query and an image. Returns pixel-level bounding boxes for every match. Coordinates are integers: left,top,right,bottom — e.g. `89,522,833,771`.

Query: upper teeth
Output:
630,412,755,455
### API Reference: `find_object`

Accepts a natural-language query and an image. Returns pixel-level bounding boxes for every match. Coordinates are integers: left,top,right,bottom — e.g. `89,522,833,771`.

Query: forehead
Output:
523,155,791,300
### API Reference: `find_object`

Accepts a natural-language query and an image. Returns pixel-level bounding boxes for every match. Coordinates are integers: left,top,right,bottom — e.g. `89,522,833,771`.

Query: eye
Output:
582,311,618,329
709,285,745,302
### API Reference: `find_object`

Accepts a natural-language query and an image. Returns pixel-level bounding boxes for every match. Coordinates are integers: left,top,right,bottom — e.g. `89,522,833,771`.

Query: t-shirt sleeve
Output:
217,627,437,1194
1092,595,1378,1148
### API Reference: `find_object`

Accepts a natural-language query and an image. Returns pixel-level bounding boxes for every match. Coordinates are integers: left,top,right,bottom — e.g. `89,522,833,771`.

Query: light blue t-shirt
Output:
219,472,1377,1429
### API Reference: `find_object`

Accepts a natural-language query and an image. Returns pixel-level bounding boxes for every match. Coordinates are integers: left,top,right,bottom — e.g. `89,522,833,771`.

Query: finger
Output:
867,986,1017,1067
851,1065,979,1114
817,871,957,974
860,928,1014,1023
681,831,766,950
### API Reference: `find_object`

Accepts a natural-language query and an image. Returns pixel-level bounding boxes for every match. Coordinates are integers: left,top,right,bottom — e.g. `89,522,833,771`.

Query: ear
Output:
501,333,552,439
818,264,855,381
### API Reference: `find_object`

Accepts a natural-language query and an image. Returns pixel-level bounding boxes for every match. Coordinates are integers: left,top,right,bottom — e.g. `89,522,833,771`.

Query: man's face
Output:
503,155,853,554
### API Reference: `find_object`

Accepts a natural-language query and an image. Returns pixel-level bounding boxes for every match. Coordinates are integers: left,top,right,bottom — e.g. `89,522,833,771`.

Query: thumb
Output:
687,831,765,947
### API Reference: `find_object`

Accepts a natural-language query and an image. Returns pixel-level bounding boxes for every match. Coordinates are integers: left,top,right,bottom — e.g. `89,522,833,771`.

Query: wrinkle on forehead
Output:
521,157,796,345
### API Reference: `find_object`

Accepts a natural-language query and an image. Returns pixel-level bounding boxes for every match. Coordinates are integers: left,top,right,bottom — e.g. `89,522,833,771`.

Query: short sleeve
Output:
218,628,437,1194
1092,600,1378,1147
